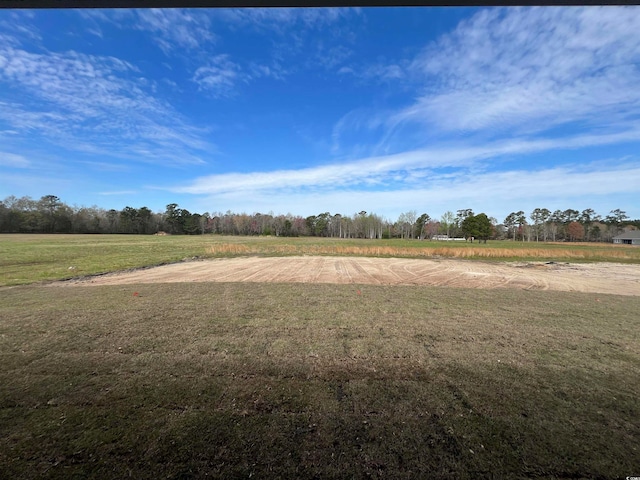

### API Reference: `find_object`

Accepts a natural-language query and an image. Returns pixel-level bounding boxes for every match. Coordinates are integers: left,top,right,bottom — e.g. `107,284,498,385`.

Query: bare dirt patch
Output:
60,256,640,296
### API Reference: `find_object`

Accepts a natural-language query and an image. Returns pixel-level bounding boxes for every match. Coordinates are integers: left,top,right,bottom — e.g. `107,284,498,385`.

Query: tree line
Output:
0,195,637,242
500,208,632,242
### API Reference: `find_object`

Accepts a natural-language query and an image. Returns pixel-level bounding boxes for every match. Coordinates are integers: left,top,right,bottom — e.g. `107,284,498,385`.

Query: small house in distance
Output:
613,230,640,245
431,234,466,241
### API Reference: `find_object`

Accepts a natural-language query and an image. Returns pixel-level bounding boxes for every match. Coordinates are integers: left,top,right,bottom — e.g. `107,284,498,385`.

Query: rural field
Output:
1,234,639,478
2,234,640,287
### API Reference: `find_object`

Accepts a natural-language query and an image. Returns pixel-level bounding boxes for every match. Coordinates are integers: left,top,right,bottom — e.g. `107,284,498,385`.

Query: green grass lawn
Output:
1,283,638,479
2,234,639,286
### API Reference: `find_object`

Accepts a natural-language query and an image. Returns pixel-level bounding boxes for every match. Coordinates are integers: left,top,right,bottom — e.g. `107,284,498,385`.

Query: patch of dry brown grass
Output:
430,246,639,259
206,241,640,261
206,243,428,257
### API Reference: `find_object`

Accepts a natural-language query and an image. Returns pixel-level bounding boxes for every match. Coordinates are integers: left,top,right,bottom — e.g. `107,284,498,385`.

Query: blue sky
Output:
1,6,640,222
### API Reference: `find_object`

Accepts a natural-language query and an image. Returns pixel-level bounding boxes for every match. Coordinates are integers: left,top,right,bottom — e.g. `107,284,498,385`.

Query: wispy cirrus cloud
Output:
0,11,41,46
192,54,243,97
186,160,640,220
76,9,297,98
78,9,215,55
338,61,406,83
194,59,287,98
394,7,640,137
78,8,358,99
134,9,216,54
0,43,213,166
217,7,359,78
0,151,30,168
173,128,640,197
218,7,359,33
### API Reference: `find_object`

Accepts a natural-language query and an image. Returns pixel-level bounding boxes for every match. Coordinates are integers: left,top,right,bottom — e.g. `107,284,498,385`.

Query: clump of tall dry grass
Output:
206,244,254,254
431,247,554,258
205,242,640,261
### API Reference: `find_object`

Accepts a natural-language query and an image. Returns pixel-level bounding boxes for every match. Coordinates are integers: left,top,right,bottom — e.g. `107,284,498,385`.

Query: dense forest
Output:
1,195,638,242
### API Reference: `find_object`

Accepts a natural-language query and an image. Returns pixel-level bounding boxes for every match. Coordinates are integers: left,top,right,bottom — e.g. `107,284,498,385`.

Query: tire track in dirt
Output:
240,258,286,282
505,264,555,291
342,258,367,285
203,258,259,282
349,258,383,285
309,257,326,284
333,258,351,283
379,259,407,285
360,257,401,285
404,260,457,287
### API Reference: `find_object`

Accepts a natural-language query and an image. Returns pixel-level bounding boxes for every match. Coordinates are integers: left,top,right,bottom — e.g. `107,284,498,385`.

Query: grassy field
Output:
1,235,639,478
2,234,640,286
1,283,638,479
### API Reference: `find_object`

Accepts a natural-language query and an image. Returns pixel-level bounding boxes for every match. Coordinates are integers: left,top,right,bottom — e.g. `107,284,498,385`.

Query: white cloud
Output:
218,7,358,33
134,9,215,54
0,11,41,46
0,47,140,117
0,45,213,166
78,9,215,55
193,56,288,97
338,61,407,83
193,55,242,97
0,151,30,168
397,7,640,136
214,7,358,80
173,129,640,200
189,161,640,221
248,62,287,81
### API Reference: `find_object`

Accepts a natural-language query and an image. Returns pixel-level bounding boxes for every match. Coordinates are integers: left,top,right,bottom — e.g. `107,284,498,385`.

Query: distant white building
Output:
613,230,640,245
431,235,466,241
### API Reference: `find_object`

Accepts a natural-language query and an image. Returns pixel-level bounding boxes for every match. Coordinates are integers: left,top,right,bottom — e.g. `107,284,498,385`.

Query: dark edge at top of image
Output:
2,0,639,9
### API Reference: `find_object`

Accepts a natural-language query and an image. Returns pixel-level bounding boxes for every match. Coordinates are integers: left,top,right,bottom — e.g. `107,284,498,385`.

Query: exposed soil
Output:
60,256,640,296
